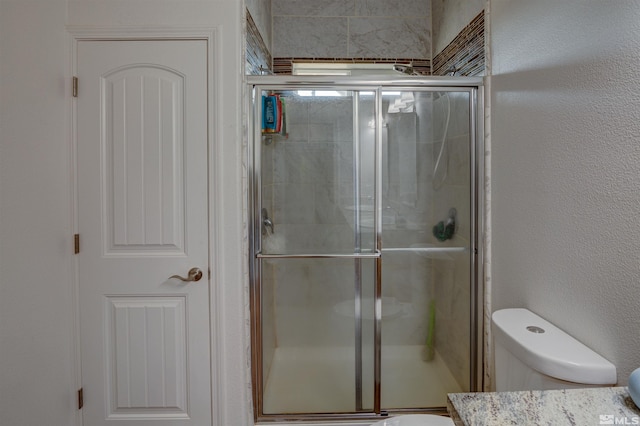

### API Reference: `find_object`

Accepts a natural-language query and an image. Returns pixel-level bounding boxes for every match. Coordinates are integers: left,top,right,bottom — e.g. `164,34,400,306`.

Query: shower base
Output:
262,345,462,415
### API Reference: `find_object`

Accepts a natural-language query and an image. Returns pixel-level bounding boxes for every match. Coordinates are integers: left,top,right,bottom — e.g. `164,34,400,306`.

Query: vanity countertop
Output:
447,387,640,426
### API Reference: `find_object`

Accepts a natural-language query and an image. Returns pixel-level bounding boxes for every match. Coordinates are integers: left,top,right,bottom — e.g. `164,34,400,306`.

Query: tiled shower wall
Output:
246,0,484,78
246,0,272,75
431,0,484,57
246,0,272,49
246,10,272,75
271,0,432,72
432,11,485,76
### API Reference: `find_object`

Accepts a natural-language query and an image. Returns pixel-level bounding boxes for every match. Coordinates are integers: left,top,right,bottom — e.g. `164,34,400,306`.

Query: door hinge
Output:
72,76,78,98
77,387,84,409
74,234,80,254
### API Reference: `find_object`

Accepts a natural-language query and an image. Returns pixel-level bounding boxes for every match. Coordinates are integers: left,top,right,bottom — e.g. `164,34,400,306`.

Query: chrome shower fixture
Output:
393,63,418,75
261,208,274,235
433,208,457,242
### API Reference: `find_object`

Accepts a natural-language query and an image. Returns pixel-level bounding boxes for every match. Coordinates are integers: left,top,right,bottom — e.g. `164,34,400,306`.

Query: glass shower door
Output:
253,87,378,415
249,79,482,421
379,89,473,410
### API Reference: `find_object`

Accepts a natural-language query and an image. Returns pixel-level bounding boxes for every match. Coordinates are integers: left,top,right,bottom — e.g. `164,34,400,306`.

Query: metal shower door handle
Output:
170,267,203,282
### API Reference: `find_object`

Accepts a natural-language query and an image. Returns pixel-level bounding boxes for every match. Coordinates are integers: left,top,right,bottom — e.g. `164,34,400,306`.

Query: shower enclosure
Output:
248,75,484,422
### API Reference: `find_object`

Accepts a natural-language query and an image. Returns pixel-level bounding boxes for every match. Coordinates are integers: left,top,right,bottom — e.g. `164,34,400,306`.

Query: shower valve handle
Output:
263,217,274,234
262,208,274,235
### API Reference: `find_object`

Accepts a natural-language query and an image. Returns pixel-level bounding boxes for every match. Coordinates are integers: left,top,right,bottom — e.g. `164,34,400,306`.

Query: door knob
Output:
170,267,203,282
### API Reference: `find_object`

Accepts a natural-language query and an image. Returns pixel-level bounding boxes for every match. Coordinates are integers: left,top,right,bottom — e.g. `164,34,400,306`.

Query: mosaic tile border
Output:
432,11,485,77
246,9,273,75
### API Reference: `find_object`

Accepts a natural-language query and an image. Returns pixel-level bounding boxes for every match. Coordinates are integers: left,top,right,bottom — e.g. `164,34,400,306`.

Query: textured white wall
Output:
1,1,249,425
0,1,77,425
490,0,640,384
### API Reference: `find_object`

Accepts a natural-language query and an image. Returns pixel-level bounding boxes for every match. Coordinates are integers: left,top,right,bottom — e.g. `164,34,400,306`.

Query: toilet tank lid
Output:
492,308,617,385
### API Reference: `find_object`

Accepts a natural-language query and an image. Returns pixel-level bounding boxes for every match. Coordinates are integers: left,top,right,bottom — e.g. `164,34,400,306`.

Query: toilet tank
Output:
492,308,616,391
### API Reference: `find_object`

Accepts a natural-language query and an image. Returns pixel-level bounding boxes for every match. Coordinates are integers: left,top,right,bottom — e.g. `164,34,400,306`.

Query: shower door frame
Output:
247,75,485,423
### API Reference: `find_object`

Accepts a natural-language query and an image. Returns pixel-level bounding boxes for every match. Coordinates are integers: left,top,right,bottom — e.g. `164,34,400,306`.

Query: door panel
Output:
77,40,210,425
104,65,186,254
107,296,188,413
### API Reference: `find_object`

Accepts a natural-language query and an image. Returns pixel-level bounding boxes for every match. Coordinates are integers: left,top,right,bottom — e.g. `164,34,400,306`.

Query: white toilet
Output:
492,308,616,391
370,307,617,426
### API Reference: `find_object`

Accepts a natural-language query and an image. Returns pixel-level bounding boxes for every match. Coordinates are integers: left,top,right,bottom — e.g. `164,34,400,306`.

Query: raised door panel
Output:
106,297,188,417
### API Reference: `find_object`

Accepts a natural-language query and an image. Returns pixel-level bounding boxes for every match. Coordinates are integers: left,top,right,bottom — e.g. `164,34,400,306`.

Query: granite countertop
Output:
447,387,640,426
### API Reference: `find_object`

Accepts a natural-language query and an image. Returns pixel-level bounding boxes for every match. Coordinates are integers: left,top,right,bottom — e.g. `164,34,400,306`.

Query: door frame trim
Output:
67,27,222,426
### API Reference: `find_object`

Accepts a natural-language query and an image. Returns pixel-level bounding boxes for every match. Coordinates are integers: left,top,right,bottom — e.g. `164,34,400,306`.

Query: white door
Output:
76,40,211,426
